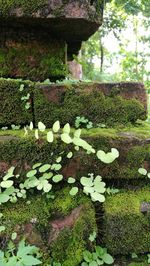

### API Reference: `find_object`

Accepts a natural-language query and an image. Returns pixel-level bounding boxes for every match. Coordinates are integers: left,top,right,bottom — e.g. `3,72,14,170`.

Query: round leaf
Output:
102,253,114,264
0,194,9,203
52,175,63,183
39,164,51,173
1,180,13,188
80,176,93,187
69,187,78,196
138,168,147,176
67,152,73,159
67,177,76,184
91,192,105,202
26,170,37,178
11,232,17,240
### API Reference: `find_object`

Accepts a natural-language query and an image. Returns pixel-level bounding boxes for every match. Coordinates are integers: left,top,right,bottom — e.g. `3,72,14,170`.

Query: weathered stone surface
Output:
0,27,66,81
0,0,103,58
140,202,150,213
37,81,147,110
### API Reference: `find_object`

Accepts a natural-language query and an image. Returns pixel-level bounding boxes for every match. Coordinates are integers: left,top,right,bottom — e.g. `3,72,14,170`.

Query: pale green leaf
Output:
52,175,63,183
26,170,37,178
52,121,60,133
39,164,51,173
80,176,93,187
61,133,72,144
47,131,54,143
11,232,17,240
0,226,5,232
138,168,147,176
63,123,70,134
67,177,76,184
91,192,105,202
69,187,78,196
1,180,13,188
67,152,73,159
38,121,46,132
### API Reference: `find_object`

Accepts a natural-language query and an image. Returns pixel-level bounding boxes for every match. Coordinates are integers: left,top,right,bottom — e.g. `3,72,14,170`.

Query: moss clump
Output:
0,40,66,81
51,189,97,266
129,262,149,266
34,88,146,127
0,78,33,127
0,0,47,16
103,188,150,254
1,188,97,266
1,195,52,233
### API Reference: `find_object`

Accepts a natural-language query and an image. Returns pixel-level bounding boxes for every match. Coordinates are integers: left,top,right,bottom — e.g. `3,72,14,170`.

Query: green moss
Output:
0,0,47,15
1,195,52,232
0,78,33,126
0,126,150,181
103,188,150,254
0,188,97,266
0,41,66,81
34,87,146,127
51,191,97,266
129,262,149,266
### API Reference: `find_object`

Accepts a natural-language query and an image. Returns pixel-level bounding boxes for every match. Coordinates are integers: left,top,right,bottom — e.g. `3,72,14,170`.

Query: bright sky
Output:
94,14,150,75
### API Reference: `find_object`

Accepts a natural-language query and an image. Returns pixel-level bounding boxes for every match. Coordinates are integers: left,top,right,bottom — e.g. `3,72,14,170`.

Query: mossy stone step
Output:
103,188,150,255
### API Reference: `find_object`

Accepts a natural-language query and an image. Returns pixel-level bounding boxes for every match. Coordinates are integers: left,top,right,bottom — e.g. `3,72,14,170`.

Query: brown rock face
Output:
48,205,83,244
37,81,147,110
0,1,103,59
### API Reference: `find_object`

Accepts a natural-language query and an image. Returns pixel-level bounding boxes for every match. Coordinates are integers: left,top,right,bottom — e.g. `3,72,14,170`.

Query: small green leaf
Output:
56,156,62,163
138,168,147,176
61,133,72,144
102,253,114,264
51,164,62,171
80,176,93,187
89,231,97,242
91,192,105,203
52,175,63,183
74,129,81,138
29,122,34,130
38,121,46,132
89,261,97,266
97,148,119,164
67,152,73,159
35,129,39,140
43,183,52,193
26,170,37,178
39,164,51,173
1,180,13,188
32,163,42,169
52,121,60,133
63,123,70,134
19,84,24,91
47,131,54,143
0,226,5,232
11,232,17,240
67,177,76,184
69,187,78,196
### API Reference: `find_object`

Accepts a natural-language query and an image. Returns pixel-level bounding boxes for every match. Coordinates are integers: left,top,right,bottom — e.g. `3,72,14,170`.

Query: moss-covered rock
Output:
0,78,146,127
0,38,66,81
34,85,146,127
0,188,97,266
103,188,150,255
0,126,150,183
0,78,33,127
